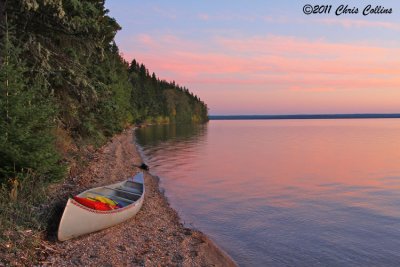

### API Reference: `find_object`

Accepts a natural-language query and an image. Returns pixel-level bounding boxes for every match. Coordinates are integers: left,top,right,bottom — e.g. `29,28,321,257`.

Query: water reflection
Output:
136,119,400,266
136,123,208,145
136,123,208,177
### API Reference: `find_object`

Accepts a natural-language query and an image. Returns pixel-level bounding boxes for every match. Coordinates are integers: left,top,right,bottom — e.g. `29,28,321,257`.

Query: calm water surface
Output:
136,119,400,266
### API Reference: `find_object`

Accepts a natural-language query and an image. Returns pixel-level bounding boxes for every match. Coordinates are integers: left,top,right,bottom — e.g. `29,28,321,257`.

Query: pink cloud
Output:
289,86,336,92
120,33,400,113
217,35,390,58
126,34,400,83
136,34,156,48
198,13,209,21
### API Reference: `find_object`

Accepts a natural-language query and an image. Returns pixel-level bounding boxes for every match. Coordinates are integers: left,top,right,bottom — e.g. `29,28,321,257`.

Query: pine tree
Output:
0,15,63,183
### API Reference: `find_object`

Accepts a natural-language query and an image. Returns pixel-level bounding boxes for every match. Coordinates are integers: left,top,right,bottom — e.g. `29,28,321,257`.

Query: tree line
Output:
0,0,208,184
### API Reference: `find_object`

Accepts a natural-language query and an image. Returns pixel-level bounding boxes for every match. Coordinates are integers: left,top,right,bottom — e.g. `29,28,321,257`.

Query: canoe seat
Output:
106,186,142,196
124,181,143,192
87,191,134,206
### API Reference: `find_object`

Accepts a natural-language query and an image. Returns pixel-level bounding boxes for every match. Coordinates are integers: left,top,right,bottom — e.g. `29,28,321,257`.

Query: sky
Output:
105,1,400,115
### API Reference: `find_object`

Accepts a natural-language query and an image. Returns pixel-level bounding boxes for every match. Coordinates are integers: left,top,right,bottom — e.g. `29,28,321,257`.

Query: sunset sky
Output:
105,1,400,115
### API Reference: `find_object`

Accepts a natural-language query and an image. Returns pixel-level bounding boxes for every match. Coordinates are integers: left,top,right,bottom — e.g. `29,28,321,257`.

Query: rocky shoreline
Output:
44,128,237,266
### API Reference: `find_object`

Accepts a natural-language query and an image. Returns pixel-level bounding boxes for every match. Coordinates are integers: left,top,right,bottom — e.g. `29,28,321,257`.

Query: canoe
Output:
57,172,145,241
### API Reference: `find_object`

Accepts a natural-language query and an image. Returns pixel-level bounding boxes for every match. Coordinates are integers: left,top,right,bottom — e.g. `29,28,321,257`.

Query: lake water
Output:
135,119,400,266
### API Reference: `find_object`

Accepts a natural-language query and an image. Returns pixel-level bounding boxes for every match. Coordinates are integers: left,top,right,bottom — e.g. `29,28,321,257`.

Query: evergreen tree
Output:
0,16,63,183
0,1,209,182
128,59,209,124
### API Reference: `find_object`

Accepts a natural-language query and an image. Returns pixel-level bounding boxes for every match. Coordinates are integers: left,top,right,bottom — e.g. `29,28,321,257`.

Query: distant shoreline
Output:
209,114,400,120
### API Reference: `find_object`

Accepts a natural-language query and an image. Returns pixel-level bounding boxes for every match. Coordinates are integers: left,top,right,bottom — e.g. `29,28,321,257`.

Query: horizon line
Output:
209,113,400,120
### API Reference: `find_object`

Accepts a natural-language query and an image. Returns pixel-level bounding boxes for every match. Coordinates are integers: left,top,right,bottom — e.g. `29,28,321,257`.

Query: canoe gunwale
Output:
73,174,145,214
57,172,145,241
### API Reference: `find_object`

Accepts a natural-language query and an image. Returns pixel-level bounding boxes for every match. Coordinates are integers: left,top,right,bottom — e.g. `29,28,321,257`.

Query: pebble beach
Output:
44,128,237,266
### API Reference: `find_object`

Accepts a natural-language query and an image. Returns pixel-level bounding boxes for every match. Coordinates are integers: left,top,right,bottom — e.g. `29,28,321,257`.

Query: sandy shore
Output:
44,128,237,266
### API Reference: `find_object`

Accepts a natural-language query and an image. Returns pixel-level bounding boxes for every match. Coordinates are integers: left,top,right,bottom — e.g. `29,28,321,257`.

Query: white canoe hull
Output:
58,173,145,241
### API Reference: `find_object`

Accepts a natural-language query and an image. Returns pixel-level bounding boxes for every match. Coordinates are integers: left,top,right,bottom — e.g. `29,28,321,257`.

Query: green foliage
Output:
0,171,51,265
0,172,49,231
1,0,208,184
0,0,208,186
94,44,133,136
0,25,63,184
129,60,209,124
0,1,209,261
5,0,124,138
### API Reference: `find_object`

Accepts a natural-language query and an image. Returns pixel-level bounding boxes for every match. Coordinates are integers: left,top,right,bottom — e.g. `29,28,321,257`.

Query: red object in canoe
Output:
73,196,113,211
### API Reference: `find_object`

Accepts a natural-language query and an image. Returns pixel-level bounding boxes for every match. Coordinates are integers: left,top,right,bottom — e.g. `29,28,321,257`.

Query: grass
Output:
0,171,54,265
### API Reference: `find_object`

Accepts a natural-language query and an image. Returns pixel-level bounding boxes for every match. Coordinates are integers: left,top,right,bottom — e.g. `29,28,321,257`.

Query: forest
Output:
0,0,208,184
0,1,208,260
